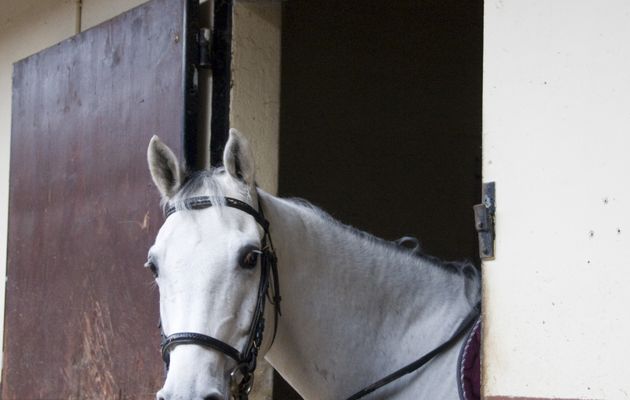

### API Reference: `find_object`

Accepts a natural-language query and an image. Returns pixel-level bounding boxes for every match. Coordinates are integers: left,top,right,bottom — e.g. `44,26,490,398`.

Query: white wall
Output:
483,1,630,399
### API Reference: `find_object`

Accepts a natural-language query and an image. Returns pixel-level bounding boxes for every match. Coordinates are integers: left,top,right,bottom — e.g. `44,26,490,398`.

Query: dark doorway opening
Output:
276,1,482,398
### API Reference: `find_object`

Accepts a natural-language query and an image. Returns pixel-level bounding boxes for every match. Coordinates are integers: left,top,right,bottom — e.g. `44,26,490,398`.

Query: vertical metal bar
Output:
75,0,82,33
182,0,202,170
210,0,233,167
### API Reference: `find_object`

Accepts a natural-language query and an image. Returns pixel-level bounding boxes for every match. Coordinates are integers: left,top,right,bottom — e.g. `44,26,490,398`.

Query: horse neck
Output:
259,192,480,399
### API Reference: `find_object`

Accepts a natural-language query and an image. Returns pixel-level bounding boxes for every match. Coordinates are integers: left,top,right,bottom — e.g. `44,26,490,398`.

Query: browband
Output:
165,196,270,232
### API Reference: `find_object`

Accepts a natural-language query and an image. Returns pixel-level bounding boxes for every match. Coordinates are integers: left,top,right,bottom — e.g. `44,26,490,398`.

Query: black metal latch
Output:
473,182,495,260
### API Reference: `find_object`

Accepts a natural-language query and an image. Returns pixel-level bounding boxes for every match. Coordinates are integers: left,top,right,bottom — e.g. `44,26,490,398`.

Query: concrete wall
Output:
483,1,630,398
231,1,281,196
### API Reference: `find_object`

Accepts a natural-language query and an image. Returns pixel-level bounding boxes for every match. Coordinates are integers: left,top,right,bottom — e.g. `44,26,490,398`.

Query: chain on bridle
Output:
159,196,281,400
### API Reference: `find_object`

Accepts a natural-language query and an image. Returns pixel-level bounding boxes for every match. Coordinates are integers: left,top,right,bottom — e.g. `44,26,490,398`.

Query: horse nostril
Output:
203,394,224,400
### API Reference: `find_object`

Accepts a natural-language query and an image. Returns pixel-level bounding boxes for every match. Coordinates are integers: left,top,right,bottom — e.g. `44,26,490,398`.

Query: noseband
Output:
160,196,281,400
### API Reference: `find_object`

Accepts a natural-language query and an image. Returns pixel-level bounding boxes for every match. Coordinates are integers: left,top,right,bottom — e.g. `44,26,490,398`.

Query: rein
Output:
344,302,481,400
160,195,281,400
158,194,480,400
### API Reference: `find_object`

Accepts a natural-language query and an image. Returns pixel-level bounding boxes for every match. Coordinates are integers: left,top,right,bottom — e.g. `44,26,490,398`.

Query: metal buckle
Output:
229,363,254,399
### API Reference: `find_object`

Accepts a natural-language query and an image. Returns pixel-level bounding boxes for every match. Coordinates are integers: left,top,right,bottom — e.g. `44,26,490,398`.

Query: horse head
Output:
146,130,274,400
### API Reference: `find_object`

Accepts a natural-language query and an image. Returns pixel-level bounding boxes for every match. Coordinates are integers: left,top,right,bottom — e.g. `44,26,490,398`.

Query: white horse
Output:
146,130,481,400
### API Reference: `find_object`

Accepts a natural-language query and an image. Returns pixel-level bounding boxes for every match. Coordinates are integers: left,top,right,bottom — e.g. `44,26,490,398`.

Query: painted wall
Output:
483,1,630,399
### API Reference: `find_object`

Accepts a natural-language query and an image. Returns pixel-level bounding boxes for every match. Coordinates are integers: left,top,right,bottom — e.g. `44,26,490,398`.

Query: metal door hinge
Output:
473,182,495,260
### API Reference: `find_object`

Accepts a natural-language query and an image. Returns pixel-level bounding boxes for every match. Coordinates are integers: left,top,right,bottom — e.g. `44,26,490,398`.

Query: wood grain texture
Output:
3,0,185,398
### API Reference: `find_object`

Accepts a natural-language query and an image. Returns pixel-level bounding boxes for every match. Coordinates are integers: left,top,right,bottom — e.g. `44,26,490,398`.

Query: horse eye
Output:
144,261,159,278
240,248,261,269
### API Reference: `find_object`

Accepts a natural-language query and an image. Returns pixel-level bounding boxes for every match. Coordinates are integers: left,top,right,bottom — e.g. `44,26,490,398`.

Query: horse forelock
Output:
163,168,254,214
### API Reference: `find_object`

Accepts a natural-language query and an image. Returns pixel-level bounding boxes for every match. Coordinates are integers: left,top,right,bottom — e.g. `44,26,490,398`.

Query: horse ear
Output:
147,135,183,199
223,129,255,186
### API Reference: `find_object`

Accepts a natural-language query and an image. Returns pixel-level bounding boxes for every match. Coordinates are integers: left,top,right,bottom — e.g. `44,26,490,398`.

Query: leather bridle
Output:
159,196,281,400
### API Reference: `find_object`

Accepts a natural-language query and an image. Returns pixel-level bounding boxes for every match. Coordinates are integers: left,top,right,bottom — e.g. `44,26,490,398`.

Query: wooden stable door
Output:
2,0,199,398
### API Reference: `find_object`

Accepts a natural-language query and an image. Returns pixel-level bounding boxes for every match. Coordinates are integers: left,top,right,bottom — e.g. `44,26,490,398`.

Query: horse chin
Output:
157,346,229,400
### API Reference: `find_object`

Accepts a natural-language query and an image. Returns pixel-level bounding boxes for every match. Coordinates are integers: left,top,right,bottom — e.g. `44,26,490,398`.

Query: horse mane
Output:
284,197,480,280
178,169,225,198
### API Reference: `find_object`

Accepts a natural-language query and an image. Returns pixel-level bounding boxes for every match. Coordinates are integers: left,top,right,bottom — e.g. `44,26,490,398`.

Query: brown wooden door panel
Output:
3,0,189,398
